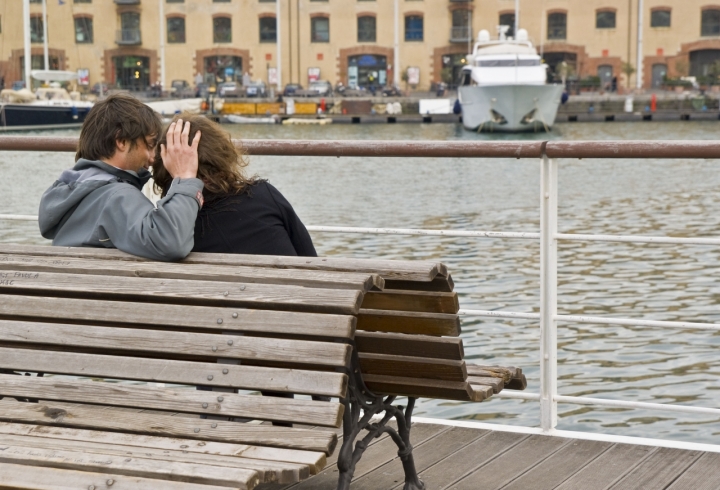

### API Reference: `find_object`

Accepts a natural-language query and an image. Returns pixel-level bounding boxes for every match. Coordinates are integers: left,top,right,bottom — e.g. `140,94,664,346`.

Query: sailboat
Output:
0,0,93,131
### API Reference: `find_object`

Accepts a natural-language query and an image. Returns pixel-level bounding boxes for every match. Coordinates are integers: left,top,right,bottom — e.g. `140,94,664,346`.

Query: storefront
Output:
203,56,243,85
113,56,149,91
348,54,387,89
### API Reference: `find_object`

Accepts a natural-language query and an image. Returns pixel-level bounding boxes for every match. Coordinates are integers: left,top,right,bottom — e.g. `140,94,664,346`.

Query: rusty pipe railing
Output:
2,136,720,159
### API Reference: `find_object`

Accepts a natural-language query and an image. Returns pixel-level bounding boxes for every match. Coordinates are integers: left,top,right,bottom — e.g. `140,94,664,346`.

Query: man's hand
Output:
160,119,201,179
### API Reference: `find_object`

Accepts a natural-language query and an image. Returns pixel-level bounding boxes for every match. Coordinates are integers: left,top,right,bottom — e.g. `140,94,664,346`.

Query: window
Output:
259,17,276,43
499,13,515,38
74,17,93,43
596,10,616,29
357,16,376,42
547,12,566,40
405,15,423,41
311,17,329,42
213,0,230,2
167,0,184,3
167,17,185,43
702,9,720,36
30,16,44,43
213,16,231,43
74,0,92,3
651,9,671,27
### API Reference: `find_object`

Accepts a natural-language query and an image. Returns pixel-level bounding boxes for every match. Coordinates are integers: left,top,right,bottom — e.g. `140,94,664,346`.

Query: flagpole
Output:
42,0,49,71
276,0,282,91
23,0,31,89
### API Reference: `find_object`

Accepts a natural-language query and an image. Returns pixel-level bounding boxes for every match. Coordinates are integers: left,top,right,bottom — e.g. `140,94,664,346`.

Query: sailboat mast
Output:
23,0,31,89
42,0,49,71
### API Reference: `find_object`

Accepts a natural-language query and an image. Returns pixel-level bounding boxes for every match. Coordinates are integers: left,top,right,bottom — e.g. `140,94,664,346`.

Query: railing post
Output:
540,145,558,432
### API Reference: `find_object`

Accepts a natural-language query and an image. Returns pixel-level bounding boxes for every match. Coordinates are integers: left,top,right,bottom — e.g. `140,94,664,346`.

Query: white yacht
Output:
458,28,563,132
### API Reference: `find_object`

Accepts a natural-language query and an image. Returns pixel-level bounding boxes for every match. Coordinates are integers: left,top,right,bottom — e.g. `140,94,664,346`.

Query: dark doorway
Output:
113,56,150,91
348,54,387,89
689,49,720,80
204,56,243,85
441,53,468,88
652,63,667,88
543,52,577,83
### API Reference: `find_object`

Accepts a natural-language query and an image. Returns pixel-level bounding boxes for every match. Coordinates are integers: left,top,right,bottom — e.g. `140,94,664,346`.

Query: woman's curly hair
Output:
153,113,254,198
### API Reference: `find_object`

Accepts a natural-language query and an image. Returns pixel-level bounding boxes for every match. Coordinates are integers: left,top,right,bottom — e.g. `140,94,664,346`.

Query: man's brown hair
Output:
153,113,254,197
75,93,162,162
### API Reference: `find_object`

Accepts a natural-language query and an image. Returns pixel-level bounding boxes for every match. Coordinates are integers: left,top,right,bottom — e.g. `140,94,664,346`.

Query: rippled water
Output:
2,121,720,444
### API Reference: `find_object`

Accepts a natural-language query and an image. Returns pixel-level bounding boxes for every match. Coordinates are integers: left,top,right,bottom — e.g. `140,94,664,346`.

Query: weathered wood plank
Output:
665,452,720,490
0,423,327,475
609,447,703,490
1,433,308,485
0,320,352,368
0,253,383,292
469,384,494,401
361,290,458,314
416,429,528,490
354,331,463,360
0,463,232,490
0,295,355,339
451,434,571,489
0,347,348,397
467,376,504,394
0,270,362,315
0,375,344,427
0,400,337,454
361,374,474,401
0,442,261,488
501,439,613,490
555,443,656,490
466,364,519,382
0,245,446,283
359,353,466,382
357,309,460,336
383,275,454,292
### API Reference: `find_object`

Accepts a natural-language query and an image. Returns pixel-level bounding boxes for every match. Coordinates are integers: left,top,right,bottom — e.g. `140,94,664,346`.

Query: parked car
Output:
217,81,242,97
308,80,333,96
283,83,303,96
245,80,267,98
171,80,195,98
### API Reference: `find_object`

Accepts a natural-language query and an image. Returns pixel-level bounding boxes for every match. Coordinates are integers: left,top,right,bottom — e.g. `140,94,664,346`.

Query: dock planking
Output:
263,422,718,490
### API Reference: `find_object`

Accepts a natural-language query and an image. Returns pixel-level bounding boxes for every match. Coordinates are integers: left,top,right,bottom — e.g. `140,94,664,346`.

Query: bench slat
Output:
0,400,337,454
355,332,463,360
361,290,459,314
1,433,308,485
0,270,362,315
359,353,467,382
0,348,347,398
0,295,355,339
383,275,454,292
0,244,447,282
0,422,327,475
362,374,475,401
467,375,504,394
0,320,352,368
0,253,383,292
0,442,262,489
358,309,460,336
0,463,232,490
0,375,344,427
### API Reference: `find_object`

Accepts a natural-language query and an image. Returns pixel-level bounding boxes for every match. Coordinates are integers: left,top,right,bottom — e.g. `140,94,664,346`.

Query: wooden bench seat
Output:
0,245,526,490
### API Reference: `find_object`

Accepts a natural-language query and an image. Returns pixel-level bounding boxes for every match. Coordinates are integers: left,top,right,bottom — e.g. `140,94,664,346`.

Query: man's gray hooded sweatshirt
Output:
38,159,204,261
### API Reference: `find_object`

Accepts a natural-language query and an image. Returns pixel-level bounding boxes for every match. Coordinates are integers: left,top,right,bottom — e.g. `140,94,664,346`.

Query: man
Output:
38,93,203,261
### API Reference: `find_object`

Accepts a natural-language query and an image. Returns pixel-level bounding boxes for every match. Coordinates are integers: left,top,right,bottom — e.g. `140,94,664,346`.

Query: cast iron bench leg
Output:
336,352,424,490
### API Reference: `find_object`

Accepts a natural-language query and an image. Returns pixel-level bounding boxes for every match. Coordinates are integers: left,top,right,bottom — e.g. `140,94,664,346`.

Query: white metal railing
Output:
2,139,720,451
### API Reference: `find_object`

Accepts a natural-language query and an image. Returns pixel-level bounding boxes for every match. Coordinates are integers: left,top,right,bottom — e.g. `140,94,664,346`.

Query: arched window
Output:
499,13,515,38
259,16,276,43
30,15,44,43
311,16,329,43
650,8,671,27
702,9,720,36
357,16,376,43
405,15,423,41
547,12,567,40
596,10,616,29
74,16,93,43
167,16,185,43
213,16,232,43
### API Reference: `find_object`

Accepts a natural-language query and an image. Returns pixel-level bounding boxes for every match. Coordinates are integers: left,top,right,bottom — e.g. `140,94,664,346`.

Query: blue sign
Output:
225,67,234,77
358,55,378,67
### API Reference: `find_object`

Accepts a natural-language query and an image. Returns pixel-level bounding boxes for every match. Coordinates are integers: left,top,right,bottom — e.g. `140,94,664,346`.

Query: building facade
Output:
1,0,719,91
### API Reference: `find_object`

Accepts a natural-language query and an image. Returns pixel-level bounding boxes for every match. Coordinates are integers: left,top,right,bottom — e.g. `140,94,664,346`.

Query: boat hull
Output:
0,103,91,131
459,84,563,132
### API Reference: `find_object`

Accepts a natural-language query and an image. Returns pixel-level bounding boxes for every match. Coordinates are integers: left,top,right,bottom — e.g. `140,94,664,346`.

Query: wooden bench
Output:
0,245,526,490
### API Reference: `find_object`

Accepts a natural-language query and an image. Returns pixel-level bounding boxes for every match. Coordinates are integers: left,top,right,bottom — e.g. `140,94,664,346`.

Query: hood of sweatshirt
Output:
38,159,152,238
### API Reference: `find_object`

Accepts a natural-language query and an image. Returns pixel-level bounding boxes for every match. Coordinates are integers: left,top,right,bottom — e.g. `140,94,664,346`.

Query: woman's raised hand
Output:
160,119,201,179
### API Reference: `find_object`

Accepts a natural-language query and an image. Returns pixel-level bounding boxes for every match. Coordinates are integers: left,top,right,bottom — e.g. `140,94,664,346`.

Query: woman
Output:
153,113,316,258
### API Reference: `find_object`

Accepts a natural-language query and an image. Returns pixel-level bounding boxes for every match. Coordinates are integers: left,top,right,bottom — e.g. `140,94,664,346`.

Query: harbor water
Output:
1,121,719,444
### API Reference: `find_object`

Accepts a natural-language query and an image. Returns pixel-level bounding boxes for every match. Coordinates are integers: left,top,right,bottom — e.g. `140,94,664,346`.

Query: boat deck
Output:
272,422,719,490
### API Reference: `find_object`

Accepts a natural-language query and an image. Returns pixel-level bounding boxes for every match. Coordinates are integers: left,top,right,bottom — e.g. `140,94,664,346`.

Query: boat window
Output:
517,59,541,66
476,59,540,67
460,70,472,86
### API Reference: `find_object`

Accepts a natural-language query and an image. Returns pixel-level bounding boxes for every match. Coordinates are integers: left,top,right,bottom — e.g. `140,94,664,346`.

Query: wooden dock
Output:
270,422,719,490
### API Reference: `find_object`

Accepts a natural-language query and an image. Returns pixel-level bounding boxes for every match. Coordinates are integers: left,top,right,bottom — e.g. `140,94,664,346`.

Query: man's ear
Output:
115,139,129,154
